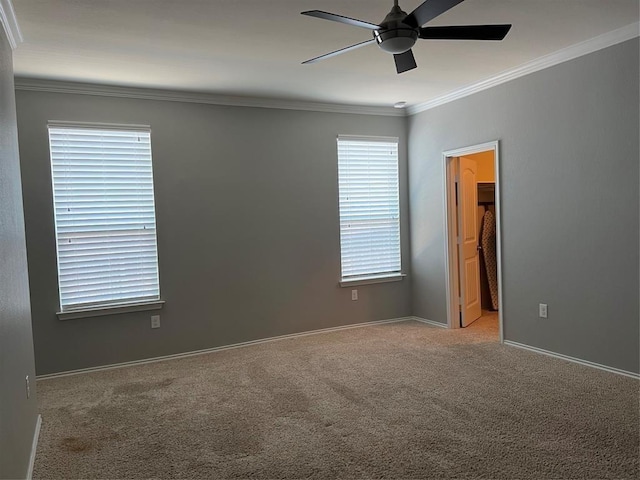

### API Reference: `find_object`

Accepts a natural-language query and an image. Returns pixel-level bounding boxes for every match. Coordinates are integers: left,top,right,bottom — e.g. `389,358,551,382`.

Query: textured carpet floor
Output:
34,316,639,479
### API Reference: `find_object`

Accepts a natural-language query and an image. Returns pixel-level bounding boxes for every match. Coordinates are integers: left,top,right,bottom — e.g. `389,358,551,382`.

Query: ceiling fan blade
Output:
419,24,512,40
302,39,377,64
405,0,465,28
301,10,379,30
394,49,417,74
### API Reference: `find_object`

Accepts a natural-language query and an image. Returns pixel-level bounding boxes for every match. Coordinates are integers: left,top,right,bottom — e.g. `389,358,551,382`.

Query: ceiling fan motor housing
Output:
373,5,418,54
301,0,512,74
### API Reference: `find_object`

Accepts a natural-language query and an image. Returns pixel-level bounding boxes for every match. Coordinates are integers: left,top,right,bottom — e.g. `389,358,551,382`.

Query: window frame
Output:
48,121,163,319
336,134,404,287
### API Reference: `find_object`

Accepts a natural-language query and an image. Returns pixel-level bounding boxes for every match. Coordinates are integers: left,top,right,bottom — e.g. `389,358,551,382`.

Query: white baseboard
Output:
504,340,639,380
26,414,41,480
411,316,447,328
37,316,415,380
35,317,636,382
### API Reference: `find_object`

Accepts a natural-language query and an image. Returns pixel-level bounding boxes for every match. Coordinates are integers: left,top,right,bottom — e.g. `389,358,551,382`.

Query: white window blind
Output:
337,135,401,280
48,125,160,311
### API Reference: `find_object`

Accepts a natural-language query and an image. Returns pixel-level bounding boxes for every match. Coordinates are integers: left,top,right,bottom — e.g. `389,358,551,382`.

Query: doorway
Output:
443,141,503,342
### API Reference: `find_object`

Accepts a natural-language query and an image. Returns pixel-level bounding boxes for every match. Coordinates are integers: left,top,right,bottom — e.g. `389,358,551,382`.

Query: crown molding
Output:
13,78,406,117
0,0,22,49
13,21,638,116
407,22,640,116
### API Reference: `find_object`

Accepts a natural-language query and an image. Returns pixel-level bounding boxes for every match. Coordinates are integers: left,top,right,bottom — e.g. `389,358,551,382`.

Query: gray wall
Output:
0,30,39,479
408,39,639,373
16,90,411,375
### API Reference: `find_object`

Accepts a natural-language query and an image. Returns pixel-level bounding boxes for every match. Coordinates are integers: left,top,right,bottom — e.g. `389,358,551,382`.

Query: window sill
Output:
339,273,406,287
57,300,165,321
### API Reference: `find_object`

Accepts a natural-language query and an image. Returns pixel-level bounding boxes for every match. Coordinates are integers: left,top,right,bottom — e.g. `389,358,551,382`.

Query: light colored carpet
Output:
34,317,639,479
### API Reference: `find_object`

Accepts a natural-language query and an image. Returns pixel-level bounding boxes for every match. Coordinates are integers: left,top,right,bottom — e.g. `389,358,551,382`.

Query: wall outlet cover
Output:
151,315,161,328
539,303,548,319
351,289,358,301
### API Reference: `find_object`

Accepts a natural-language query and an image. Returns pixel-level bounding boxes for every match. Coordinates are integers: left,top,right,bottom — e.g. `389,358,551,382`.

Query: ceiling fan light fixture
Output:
374,28,418,54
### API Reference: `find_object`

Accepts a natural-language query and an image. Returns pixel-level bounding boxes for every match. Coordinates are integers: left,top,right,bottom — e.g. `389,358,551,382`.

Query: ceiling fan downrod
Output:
374,1,419,55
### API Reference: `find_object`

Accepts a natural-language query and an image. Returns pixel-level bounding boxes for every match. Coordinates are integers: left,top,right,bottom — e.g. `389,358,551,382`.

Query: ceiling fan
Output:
301,0,512,74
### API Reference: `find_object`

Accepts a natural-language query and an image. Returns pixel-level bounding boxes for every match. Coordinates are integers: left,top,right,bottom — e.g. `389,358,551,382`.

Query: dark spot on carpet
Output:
208,411,264,456
324,379,365,405
248,362,310,414
430,396,473,421
113,378,175,395
271,386,310,415
60,437,93,452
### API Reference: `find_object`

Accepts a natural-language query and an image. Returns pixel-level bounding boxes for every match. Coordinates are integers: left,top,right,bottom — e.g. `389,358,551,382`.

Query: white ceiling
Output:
10,0,640,108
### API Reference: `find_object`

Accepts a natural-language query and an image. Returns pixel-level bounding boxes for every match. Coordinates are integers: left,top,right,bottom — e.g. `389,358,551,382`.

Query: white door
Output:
457,157,482,327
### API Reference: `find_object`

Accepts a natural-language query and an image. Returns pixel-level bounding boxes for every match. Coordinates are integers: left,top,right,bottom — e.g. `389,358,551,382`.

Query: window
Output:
48,124,160,313
337,135,401,282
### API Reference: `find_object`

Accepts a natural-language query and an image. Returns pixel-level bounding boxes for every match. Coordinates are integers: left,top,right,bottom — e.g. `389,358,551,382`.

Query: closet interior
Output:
477,182,498,311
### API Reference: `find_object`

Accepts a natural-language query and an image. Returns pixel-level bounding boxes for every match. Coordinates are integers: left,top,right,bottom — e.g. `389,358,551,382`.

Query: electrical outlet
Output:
151,315,161,329
351,289,358,301
25,375,30,399
539,303,548,319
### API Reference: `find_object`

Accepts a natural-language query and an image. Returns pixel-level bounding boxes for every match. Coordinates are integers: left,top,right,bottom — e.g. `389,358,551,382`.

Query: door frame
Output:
442,140,504,342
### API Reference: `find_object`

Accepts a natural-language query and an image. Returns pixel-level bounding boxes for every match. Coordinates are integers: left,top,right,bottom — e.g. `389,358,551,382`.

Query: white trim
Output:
443,154,460,331
0,0,22,50
504,341,640,380
48,120,151,132
57,300,165,321
339,273,406,287
26,414,41,480
337,134,400,142
14,78,405,117
37,316,414,380
441,141,500,160
10,23,639,116
442,141,504,343
494,146,503,343
412,316,447,328
407,22,640,115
